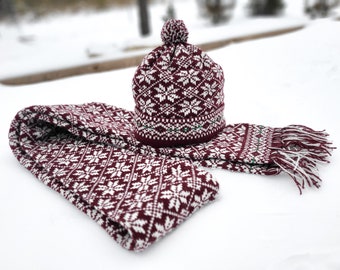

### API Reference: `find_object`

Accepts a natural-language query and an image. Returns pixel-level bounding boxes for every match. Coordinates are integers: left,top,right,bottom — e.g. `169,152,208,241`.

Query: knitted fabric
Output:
9,104,219,252
7,23,334,254
9,104,334,251
132,20,225,147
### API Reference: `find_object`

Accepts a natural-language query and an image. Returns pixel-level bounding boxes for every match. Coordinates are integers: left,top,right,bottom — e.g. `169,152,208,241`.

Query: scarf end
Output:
271,125,335,194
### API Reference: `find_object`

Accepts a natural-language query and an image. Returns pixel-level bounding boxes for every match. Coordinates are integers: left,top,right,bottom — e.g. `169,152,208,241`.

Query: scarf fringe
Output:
271,125,335,194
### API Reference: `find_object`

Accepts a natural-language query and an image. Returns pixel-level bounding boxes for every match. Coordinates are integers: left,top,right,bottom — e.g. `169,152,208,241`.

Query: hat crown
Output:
161,19,188,45
132,20,225,147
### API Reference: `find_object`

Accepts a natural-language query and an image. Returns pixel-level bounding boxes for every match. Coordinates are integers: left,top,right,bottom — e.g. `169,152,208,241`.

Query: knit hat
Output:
132,19,226,147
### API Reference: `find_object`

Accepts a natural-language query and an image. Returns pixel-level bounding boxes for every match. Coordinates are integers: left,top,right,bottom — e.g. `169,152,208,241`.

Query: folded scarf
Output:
9,102,334,251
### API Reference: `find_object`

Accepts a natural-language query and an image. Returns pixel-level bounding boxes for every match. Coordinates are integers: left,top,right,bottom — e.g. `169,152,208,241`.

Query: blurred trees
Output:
0,0,16,20
247,0,285,16
162,0,175,21
304,0,339,18
197,0,236,24
1,0,137,18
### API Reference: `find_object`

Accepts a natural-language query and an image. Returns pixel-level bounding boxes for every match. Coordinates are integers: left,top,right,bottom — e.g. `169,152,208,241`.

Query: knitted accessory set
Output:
9,20,334,252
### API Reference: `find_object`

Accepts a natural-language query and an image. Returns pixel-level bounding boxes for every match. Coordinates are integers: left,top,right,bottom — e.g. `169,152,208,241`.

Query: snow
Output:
0,0,309,80
1,1,340,270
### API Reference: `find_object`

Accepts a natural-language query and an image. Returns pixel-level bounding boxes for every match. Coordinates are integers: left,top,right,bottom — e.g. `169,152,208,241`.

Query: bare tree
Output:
197,0,236,24
163,0,176,22
248,0,285,16
0,0,16,20
137,0,150,36
304,0,339,18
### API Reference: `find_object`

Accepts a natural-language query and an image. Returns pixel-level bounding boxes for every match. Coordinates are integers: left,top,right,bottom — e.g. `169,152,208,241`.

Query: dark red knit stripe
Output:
134,124,226,148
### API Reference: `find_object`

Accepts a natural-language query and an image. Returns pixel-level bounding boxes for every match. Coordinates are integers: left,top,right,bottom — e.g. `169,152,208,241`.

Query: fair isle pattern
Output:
9,103,282,180
8,102,333,252
238,125,273,164
159,123,276,174
134,107,225,145
132,20,225,147
9,104,219,252
12,102,332,189
132,43,225,120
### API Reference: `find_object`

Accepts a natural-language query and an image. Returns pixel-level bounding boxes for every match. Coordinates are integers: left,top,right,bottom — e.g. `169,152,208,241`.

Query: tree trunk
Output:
0,0,16,20
137,0,150,36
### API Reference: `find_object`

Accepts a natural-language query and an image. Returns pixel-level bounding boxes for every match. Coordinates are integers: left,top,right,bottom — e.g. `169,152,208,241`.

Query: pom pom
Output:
161,19,189,45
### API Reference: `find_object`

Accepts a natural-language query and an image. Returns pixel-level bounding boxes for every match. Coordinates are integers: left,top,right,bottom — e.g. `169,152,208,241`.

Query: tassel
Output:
270,125,335,194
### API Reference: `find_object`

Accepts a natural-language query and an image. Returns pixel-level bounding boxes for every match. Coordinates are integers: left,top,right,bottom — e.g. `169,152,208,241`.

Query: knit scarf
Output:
9,102,333,251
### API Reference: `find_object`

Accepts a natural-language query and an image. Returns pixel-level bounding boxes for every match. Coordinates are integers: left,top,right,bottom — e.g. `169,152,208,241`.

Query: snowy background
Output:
1,0,340,269
0,0,311,80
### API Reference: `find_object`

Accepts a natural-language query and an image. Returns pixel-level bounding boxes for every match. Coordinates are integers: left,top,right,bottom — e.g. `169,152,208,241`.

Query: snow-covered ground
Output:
0,0,311,80
1,1,340,270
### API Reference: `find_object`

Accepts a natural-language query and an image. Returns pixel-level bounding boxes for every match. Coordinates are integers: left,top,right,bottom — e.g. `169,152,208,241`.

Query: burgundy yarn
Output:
133,19,226,148
8,103,334,251
8,19,335,253
9,104,219,252
161,19,189,44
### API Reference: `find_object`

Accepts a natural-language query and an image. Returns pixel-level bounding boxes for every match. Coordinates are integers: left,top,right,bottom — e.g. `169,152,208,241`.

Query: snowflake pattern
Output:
201,82,217,98
98,181,125,196
132,40,226,145
161,184,190,212
138,98,156,116
8,101,305,250
152,216,175,238
154,84,180,103
179,99,202,116
9,103,221,252
177,69,200,86
74,165,100,180
135,69,157,84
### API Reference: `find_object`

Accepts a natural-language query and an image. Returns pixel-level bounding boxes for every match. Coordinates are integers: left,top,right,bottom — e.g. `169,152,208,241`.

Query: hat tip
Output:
161,19,189,45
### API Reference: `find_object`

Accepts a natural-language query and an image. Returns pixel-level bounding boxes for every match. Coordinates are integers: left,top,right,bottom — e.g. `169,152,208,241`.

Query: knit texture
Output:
132,19,225,147
9,104,219,252
8,103,334,251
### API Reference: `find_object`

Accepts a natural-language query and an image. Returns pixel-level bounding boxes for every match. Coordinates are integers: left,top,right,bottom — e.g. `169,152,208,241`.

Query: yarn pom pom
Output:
161,19,189,45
